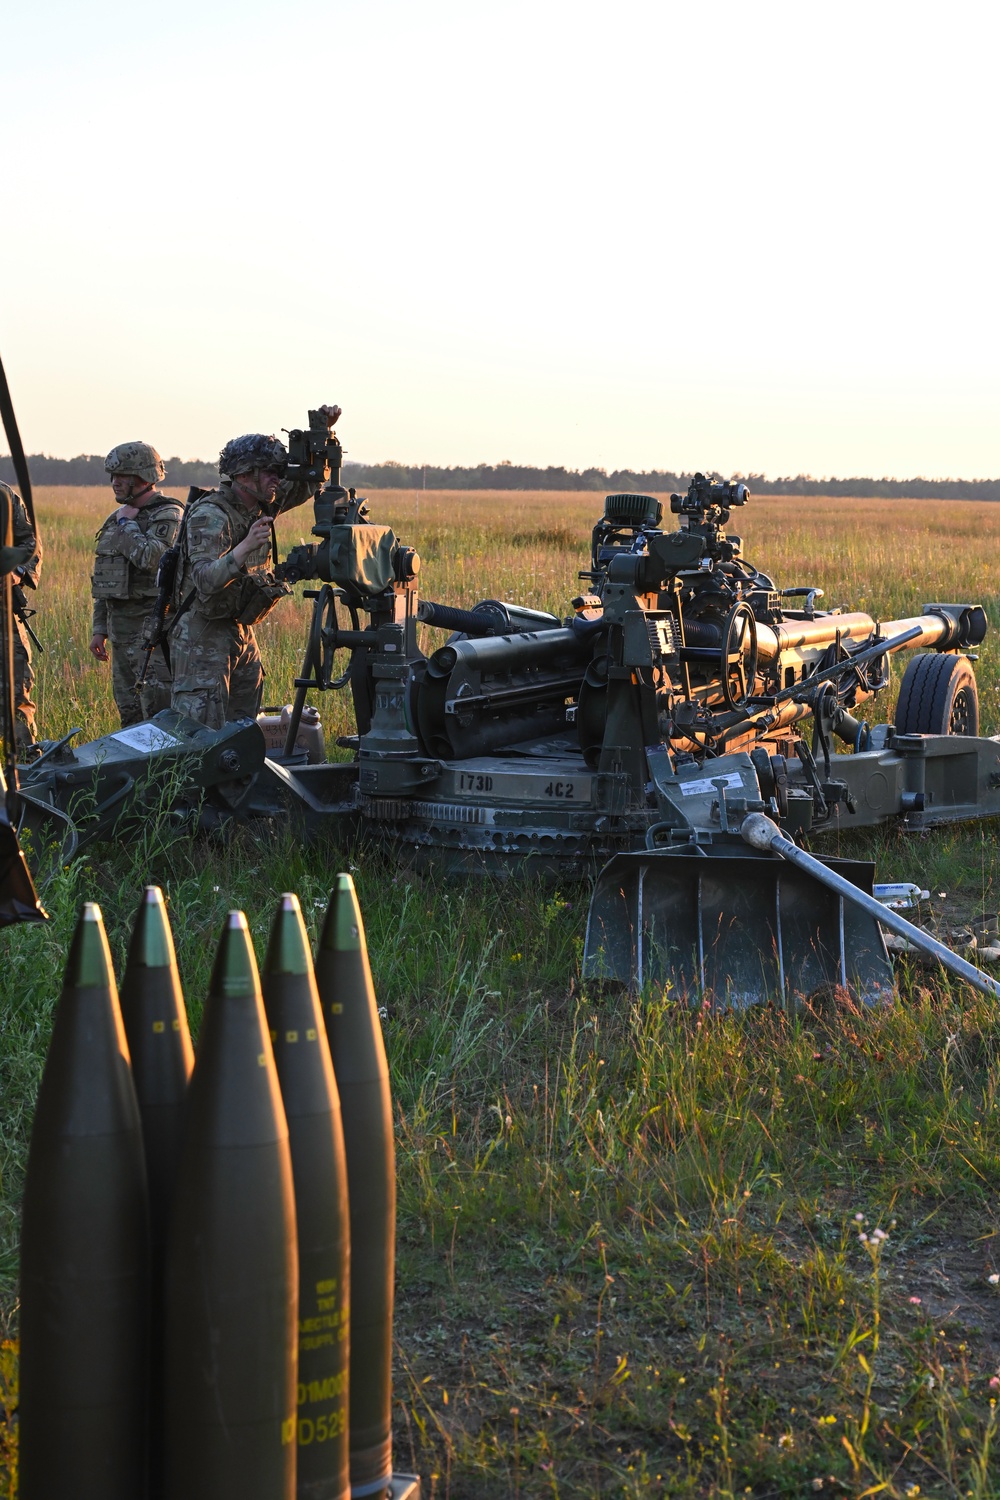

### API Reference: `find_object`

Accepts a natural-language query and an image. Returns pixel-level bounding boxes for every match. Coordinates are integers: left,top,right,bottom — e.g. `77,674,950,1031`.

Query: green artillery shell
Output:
164,911,298,1500
315,875,395,1499
19,902,149,1500
120,885,194,1500
263,894,351,1500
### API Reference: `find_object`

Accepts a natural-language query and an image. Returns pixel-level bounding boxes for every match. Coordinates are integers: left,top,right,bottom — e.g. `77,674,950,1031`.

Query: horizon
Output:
6,449,1000,487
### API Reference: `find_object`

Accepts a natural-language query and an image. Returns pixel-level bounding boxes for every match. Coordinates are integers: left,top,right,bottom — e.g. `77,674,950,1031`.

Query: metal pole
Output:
739,812,1000,1001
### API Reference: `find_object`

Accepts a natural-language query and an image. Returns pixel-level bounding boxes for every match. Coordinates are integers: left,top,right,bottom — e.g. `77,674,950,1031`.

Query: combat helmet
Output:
218,433,288,479
104,441,165,484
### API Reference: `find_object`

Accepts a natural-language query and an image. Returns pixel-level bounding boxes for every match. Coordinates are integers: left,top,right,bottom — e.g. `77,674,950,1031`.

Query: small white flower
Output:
989,1273,999,1286
872,1228,887,1241
859,1233,868,1244
854,1212,865,1222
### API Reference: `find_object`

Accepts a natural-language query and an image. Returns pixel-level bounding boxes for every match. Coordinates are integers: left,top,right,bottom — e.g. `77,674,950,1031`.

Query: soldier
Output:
170,410,339,729
0,478,42,752
90,443,184,727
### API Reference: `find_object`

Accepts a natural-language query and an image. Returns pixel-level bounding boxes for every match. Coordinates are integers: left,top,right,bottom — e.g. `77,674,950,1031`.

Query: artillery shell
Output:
164,911,298,1500
120,885,193,1245
18,902,149,1500
120,884,194,1500
263,893,351,1500
315,875,395,1499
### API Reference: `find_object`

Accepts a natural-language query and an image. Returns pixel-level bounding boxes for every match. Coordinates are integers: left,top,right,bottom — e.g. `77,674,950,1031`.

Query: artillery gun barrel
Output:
755,612,875,664
427,625,588,678
756,607,980,666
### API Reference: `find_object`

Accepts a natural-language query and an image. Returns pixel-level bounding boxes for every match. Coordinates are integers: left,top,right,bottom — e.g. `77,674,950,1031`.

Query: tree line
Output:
4,452,1000,501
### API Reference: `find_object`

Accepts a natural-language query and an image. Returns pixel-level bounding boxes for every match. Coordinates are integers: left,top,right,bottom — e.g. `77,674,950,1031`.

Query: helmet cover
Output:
104,441,165,484
218,433,288,478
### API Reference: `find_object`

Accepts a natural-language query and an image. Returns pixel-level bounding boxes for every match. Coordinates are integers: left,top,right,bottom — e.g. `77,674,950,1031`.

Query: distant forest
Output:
3,452,1000,501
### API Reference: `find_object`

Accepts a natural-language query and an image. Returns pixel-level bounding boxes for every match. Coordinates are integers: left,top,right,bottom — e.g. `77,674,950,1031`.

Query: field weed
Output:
3,489,1000,1494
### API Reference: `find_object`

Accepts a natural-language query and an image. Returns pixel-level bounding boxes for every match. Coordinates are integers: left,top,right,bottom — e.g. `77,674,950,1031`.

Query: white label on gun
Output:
677,772,746,798
111,724,181,754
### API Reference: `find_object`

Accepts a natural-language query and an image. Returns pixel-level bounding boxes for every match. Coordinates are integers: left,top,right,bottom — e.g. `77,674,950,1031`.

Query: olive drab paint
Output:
120,885,193,1250
315,875,396,1500
263,894,351,1500
120,885,194,1500
18,903,149,1500
164,910,298,1500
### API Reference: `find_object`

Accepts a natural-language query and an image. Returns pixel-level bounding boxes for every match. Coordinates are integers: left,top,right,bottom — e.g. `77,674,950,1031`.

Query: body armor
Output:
175,489,291,624
92,495,184,602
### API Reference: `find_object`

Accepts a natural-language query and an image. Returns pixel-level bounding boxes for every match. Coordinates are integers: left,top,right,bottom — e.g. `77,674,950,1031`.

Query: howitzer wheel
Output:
895,652,979,737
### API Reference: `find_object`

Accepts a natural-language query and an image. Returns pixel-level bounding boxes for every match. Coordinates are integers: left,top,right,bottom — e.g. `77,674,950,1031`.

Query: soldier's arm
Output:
274,477,316,517
92,597,109,636
185,504,243,600
11,491,41,588
110,505,184,573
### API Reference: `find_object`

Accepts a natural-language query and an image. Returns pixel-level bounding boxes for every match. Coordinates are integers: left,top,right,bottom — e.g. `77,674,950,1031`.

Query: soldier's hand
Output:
317,403,342,428
232,518,273,565
90,634,110,662
115,505,140,522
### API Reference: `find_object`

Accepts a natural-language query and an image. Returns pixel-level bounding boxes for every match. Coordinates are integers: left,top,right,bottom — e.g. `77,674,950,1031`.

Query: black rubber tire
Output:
894,653,979,736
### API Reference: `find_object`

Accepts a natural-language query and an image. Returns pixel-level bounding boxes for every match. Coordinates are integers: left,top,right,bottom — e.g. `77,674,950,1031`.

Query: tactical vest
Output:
178,489,292,626
91,495,183,602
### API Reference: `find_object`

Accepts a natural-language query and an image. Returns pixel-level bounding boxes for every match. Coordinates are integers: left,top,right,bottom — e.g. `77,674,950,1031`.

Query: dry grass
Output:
5,486,1000,1497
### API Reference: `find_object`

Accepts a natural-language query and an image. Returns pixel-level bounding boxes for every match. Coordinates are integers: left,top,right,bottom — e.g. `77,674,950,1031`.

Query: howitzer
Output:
256,463,988,868
14,412,1000,1008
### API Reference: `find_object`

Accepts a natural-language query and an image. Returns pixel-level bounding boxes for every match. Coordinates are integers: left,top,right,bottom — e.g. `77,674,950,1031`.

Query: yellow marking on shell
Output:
330,1002,343,1014
286,1029,299,1043
257,1053,267,1067
152,1020,165,1033
306,1027,317,1040
269,1028,277,1042
172,1019,180,1030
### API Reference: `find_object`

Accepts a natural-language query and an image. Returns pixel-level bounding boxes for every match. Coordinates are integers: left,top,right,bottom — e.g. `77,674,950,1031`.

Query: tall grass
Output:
3,488,1000,1496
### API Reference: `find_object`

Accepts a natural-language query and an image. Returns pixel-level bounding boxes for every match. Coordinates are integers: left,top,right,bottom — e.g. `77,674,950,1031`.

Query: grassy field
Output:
4,487,1000,1497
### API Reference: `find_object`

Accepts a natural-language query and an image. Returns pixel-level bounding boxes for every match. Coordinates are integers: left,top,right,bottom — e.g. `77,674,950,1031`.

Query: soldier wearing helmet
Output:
0,479,42,752
169,407,340,728
90,441,185,726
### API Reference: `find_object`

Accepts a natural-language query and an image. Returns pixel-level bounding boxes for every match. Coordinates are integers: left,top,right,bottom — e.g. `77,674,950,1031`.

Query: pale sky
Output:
3,0,998,478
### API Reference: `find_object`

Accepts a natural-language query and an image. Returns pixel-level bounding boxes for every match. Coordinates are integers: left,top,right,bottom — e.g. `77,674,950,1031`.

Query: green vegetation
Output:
3,489,1000,1496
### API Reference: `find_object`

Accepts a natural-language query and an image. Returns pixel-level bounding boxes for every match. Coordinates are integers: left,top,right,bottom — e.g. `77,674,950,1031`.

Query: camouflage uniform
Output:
170,478,310,729
0,479,43,750
91,491,185,725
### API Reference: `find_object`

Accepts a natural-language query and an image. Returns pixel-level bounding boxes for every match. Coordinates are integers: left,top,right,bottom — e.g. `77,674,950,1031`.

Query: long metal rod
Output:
767,624,923,709
740,812,1000,1001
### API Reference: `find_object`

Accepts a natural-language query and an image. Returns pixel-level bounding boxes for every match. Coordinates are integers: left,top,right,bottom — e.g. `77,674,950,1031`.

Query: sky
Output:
3,0,998,478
